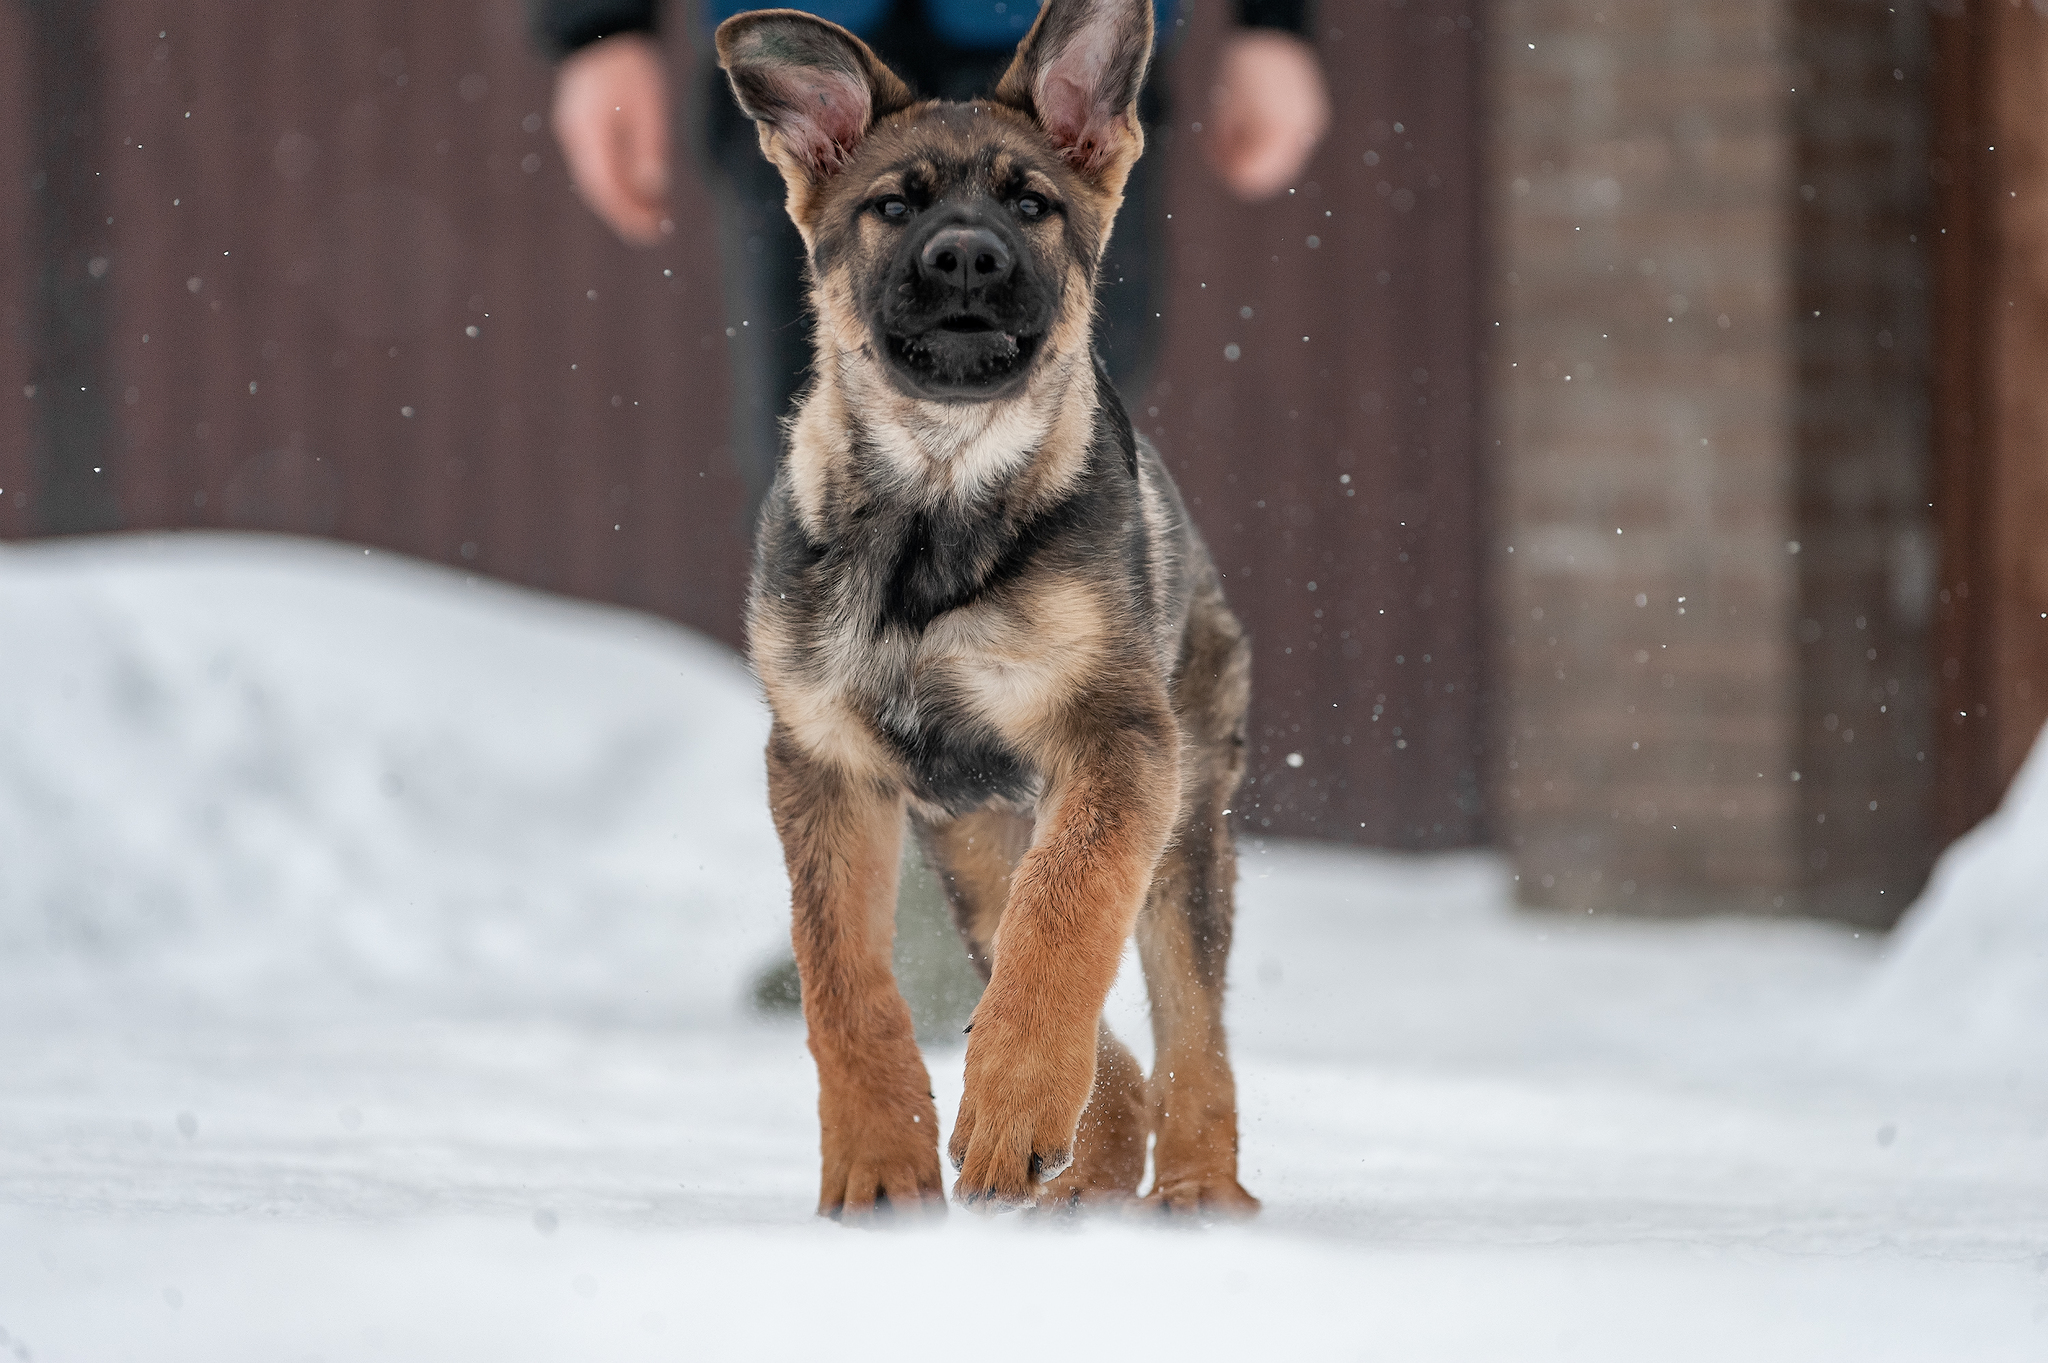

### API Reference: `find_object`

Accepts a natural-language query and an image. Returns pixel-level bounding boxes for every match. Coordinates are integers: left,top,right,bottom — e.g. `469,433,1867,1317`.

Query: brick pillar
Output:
1491,0,1937,923
1788,0,1937,924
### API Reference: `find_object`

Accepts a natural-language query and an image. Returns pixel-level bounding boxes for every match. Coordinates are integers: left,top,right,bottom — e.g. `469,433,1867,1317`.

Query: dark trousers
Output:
698,28,1168,524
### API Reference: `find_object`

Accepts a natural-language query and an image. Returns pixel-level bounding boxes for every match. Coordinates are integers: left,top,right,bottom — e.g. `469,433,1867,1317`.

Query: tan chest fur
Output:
758,563,1115,803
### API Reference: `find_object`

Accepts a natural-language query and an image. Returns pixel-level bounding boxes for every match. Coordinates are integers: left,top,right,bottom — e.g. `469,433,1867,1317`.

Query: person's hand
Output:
1202,31,1331,202
551,33,671,245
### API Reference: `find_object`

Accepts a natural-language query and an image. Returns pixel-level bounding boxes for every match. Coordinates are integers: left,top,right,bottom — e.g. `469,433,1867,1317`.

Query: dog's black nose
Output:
918,226,1013,290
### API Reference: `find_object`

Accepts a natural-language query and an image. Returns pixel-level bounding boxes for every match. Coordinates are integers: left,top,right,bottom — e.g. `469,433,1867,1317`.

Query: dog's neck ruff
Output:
801,344,1097,519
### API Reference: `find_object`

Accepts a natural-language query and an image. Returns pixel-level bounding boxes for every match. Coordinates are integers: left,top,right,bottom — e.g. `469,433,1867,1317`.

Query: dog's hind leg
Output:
1137,587,1259,1215
913,804,1032,986
919,805,1153,1207
768,725,945,1221
1037,1020,1151,1207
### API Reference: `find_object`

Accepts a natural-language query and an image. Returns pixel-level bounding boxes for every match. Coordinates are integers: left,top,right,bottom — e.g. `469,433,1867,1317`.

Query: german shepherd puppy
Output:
719,0,1256,1217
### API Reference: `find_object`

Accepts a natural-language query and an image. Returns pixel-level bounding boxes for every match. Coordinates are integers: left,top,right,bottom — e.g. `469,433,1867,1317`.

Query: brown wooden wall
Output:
3,0,754,628
2,0,1487,849
1151,0,1485,845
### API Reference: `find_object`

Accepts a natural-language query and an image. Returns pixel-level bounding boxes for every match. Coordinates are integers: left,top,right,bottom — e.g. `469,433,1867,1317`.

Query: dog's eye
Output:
876,196,911,221
1015,194,1048,220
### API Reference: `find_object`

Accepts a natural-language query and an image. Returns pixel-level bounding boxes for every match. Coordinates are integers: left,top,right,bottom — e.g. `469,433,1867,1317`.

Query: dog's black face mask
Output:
862,171,1062,402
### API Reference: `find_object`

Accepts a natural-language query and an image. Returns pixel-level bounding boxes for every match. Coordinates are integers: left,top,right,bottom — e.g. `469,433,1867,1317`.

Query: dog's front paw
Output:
947,1091,1076,1210
818,1078,947,1223
947,1013,1095,1210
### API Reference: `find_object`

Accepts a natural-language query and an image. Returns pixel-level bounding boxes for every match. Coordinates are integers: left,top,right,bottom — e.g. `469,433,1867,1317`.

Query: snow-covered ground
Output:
2,534,2043,1362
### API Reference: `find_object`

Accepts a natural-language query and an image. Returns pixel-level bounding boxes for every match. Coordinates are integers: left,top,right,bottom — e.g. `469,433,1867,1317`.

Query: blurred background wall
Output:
3,0,2042,926
0,0,1489,853
2,0,755,634
1493,0,2048,927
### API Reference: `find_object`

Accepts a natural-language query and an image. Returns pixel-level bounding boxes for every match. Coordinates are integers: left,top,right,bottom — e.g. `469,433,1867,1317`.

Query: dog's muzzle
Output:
876,212,1052,401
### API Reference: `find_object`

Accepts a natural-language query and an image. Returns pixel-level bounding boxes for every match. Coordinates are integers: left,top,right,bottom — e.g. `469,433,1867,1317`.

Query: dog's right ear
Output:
717,10,914,207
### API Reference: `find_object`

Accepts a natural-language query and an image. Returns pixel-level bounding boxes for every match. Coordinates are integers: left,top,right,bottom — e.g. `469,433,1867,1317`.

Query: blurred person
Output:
531,0,1329,519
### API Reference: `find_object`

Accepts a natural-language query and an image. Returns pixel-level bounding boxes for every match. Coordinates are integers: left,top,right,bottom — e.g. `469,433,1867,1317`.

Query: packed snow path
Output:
2,535,2043,1361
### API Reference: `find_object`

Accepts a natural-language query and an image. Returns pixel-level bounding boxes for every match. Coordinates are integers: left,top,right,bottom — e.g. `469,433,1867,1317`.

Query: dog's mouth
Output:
883,316,1042,398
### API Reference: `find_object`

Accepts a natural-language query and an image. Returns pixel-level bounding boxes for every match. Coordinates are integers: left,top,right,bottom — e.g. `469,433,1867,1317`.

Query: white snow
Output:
1860,723,2048,1074
0,532,786,1019
2,533,2044,1362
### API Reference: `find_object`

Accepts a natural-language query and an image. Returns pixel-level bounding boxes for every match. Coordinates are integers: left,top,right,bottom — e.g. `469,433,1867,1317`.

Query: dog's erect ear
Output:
994,0,1153,179
717,10,914,190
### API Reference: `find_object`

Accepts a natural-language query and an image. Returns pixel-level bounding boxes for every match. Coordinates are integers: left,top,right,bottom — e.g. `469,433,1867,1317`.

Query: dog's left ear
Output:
717,9,915,226
995,0,1154,186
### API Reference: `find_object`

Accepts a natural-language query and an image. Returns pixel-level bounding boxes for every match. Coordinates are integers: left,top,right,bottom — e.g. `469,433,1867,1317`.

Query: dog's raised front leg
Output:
919,808,1151,1207
948,702,1179,1207
767,725,945,1220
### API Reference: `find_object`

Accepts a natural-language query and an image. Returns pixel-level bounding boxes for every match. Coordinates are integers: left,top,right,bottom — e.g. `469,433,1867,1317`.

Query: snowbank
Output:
0,533,786,1019
1864,722,2048,1072
7,529,2042,1073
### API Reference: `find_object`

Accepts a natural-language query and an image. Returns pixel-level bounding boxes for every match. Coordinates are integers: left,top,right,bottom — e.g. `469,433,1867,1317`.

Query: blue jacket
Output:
531,0,1305,58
